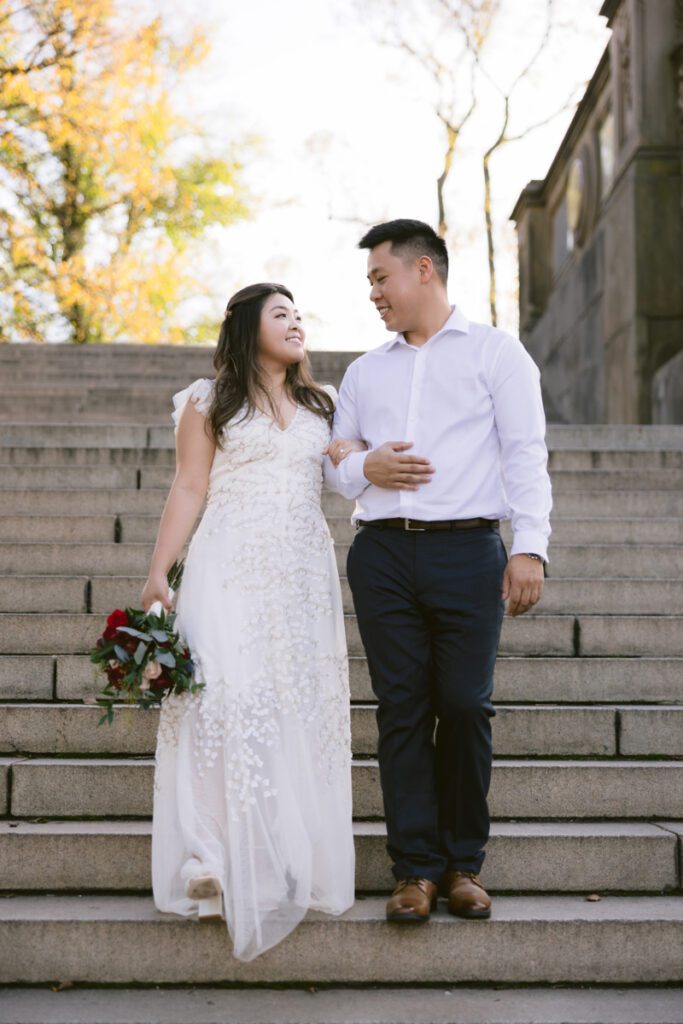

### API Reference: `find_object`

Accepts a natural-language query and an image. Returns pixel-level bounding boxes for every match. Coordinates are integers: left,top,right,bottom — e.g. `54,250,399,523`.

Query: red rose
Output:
103,609,129,641
106,665,124,689
151,672,173,691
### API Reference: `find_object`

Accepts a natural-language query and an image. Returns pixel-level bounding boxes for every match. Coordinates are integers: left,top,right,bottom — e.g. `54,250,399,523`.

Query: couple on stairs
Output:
141,218,552,962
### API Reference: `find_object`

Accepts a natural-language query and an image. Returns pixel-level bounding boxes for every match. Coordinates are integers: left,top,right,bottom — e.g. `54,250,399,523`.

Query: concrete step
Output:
0,340,215,356
1,894,682,984
0,395,197,425
4,443,683,471
177,513,683,546
0,464,650,493
1,540,681,580
0,606,558,659
2,487,683,519
4,757,682,819
546,450,683,468
0,610,604,658
140,467,683,491
544,424,683,450
0,342,350,368
3,691,682,758
6,574,683,617
323,487,673,519
1,986,682,1024
0,425,152,447
0,465,141,489
1,611,682,658
330,516,678,546
0,819,678,894
8,702,680,758
0,518,119,543
2,418,682,446
0,386,341,422
0,489,167,515
43,574,683,615
335,544,683,579
4,513,679,547
4,653,674,705
0,446,176,467
0,357,349,380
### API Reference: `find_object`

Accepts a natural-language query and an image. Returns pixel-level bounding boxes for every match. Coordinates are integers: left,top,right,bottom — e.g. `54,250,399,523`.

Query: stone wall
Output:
512,0,683,424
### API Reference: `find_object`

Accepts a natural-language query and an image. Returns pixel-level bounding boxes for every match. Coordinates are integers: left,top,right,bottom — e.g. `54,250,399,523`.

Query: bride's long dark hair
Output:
207,283,335,448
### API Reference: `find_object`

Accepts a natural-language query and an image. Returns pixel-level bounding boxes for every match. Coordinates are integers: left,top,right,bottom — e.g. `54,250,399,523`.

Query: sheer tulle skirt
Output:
151,513,355,962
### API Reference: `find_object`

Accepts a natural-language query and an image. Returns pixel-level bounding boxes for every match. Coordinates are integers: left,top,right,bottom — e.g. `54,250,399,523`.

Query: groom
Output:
323,219,552,922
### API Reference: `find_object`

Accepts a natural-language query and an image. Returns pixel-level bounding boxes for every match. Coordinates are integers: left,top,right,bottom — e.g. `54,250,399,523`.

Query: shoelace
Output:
452,870,484,889
394,877,433,895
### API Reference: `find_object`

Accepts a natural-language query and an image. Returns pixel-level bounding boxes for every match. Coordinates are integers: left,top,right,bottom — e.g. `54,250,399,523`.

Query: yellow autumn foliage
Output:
0,0,249,343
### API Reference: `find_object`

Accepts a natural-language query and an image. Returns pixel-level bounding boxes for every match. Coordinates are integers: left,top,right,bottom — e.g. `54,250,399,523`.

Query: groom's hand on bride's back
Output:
363,442,435,491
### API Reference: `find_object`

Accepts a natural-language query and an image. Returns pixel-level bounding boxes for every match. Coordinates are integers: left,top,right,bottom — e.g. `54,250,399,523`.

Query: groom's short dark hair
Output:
358,219,449,285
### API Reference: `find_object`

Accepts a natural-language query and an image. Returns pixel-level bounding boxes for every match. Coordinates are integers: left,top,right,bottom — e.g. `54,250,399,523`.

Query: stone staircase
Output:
0,344,682,1022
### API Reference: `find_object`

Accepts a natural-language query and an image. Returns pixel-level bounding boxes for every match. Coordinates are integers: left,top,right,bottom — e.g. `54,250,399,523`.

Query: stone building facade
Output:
512,0,683,423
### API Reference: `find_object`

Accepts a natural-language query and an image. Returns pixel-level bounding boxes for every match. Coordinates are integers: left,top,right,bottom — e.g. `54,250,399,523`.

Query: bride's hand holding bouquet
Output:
90,561,203,726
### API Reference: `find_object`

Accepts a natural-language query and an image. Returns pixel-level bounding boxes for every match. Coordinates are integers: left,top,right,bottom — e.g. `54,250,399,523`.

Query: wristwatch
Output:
523,552,548,578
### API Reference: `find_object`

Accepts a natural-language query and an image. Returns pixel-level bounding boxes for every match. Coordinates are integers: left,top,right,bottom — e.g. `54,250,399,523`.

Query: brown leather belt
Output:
357,517,499,532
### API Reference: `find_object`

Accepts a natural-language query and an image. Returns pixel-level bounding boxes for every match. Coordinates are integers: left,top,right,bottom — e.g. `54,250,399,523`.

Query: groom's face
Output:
366,241,421,334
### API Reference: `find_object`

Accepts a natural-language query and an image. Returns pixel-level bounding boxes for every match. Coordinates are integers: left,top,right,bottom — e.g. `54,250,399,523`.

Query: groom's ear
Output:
417,255,434,282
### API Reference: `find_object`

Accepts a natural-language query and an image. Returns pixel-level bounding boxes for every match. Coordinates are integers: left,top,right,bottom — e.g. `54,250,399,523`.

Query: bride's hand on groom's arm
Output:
363,442,435,490
323,437,368,468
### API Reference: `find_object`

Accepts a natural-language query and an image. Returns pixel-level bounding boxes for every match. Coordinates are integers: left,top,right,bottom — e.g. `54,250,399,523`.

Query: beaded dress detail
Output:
151,377,354,962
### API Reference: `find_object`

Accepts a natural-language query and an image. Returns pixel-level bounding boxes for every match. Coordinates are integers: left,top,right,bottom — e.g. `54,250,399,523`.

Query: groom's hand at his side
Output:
363,442,435,491
501,555,544,616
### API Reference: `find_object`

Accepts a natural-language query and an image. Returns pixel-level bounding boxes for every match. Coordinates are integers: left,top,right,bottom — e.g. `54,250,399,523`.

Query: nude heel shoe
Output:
186,874,225,922
197,894,224,921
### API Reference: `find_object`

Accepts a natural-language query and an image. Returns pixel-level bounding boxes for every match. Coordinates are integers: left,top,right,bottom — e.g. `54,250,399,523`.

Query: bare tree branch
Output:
360,0,489,237
479,0,559,323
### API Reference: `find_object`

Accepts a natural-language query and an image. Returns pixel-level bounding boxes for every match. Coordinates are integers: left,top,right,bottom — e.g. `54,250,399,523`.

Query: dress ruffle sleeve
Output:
171,378,215,430
321,383,338,407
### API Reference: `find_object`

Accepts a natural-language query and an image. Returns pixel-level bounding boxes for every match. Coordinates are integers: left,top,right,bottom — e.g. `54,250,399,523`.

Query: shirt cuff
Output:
339,450,370,493
510,530,549,563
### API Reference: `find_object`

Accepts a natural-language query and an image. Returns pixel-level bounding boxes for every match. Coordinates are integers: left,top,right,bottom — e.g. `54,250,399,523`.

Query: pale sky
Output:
161,0,610,351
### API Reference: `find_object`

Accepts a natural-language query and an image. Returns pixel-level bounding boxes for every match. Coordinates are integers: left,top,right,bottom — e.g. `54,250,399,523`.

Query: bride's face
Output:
257,293,306,369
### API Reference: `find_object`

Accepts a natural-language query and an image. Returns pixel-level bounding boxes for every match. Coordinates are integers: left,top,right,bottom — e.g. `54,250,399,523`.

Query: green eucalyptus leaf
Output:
134,641,146,665
155,650,176,668
117,626,152,642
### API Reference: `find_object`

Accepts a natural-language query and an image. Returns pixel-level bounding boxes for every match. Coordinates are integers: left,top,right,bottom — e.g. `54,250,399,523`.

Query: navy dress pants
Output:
346,523,507,882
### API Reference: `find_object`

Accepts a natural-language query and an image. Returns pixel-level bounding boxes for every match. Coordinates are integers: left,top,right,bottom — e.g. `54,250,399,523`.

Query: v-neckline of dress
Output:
258,404,300,434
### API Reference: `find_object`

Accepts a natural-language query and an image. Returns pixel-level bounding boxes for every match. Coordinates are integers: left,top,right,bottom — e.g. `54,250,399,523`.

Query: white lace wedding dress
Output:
151,378,355,961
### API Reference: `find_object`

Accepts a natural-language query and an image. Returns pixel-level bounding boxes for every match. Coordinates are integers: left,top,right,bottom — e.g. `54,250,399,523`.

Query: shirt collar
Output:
387,305,470,349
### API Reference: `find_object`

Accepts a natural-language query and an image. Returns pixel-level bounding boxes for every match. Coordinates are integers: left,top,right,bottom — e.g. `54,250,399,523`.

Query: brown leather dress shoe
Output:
386,877,438,923
444,870,492,919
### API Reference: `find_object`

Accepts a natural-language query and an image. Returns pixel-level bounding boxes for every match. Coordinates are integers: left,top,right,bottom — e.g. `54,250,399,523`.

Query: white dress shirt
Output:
323,306,552,561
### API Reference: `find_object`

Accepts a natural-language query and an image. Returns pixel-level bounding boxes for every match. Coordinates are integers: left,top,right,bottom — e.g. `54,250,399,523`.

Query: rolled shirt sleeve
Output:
489,337,553,562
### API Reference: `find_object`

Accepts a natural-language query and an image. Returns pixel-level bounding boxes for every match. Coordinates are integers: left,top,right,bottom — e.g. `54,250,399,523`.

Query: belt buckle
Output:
404,518,426,532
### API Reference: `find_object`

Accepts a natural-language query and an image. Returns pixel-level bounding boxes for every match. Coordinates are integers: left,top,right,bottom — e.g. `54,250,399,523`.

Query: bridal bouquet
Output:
90,561,203,725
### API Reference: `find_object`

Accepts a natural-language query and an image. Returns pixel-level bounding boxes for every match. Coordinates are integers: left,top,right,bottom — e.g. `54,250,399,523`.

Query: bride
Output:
141,283,363,962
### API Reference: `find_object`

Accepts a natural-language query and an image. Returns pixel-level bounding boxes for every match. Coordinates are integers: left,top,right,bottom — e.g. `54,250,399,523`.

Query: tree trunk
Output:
483,151,497,326
436,125,458,239
57,142,94,343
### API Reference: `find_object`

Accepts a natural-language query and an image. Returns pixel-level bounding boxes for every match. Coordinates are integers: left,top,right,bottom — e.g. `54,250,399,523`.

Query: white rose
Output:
143,659,162,681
